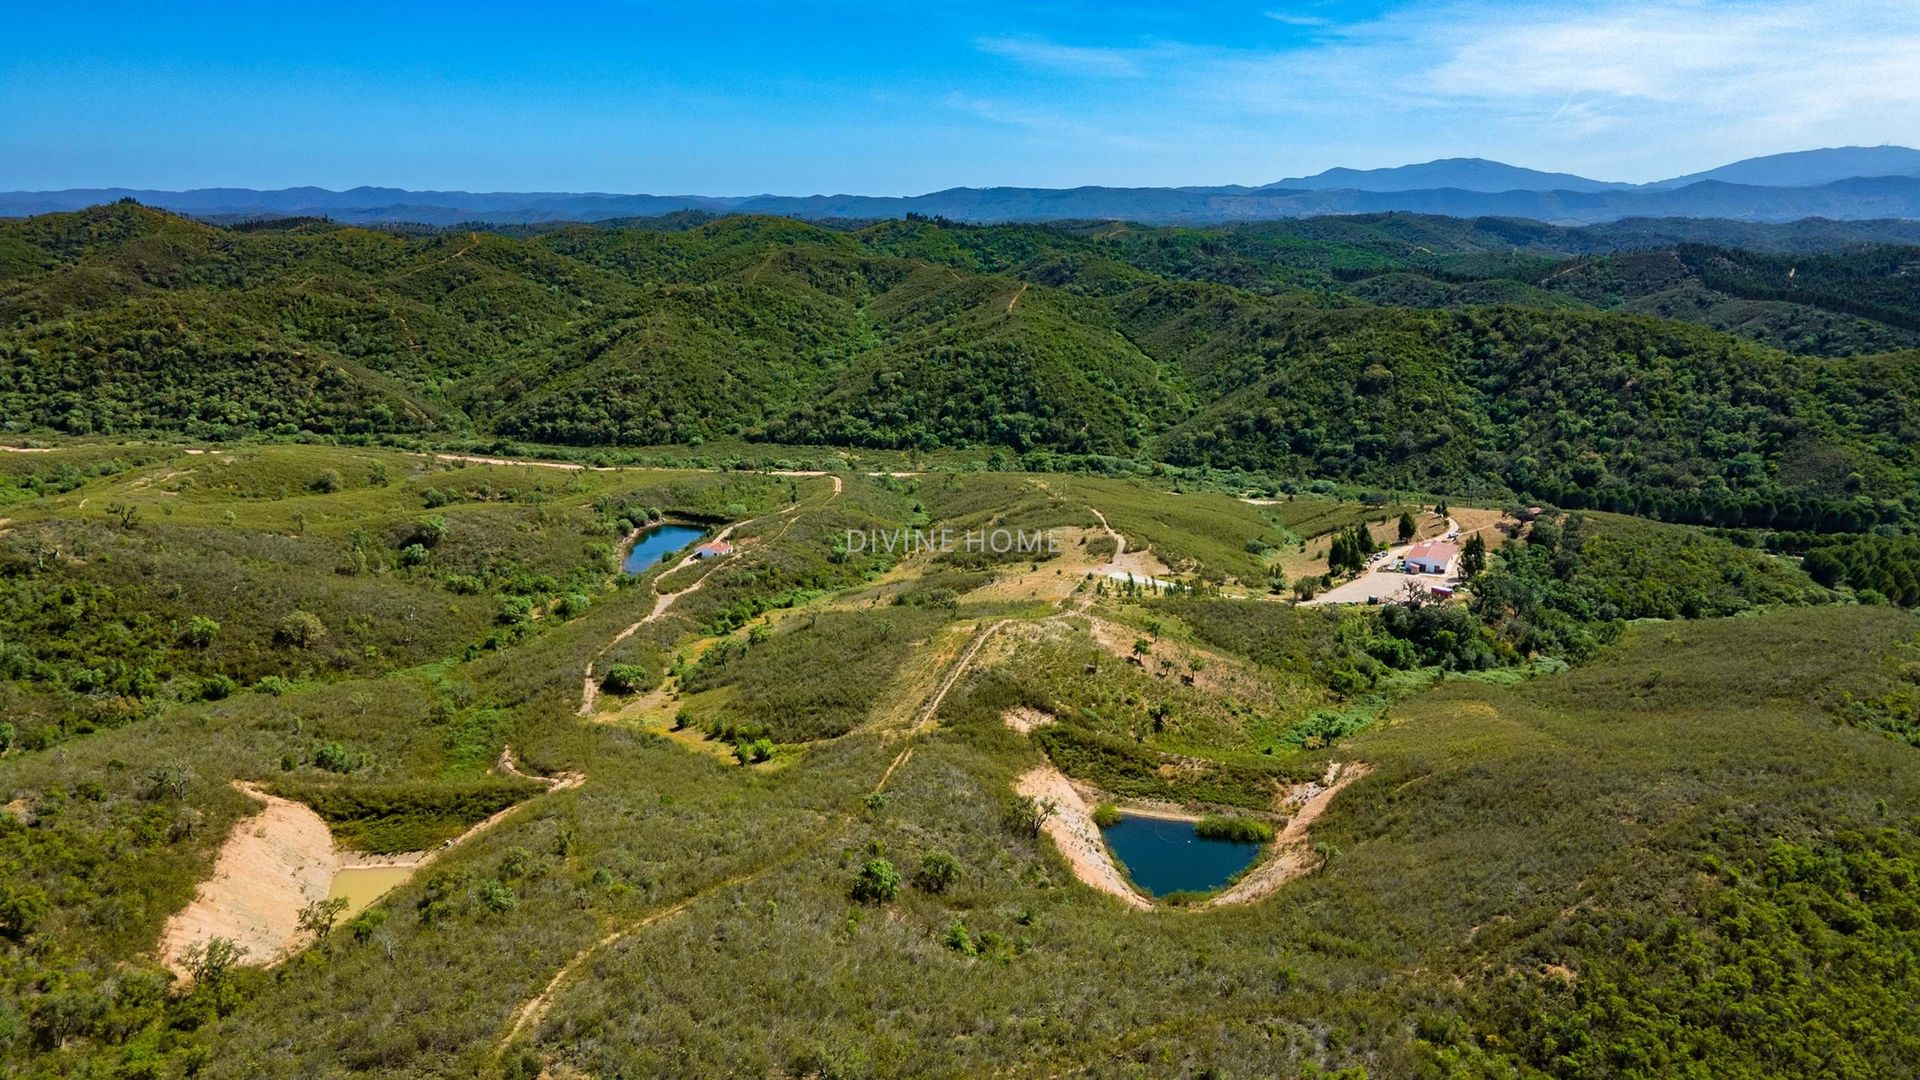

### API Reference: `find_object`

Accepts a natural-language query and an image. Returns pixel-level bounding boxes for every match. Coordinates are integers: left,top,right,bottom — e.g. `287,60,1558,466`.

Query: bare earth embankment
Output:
157,783,334,975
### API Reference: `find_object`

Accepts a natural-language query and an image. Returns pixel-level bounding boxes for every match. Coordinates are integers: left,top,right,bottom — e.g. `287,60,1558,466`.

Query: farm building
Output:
693,540,734,560
1403,540,1457,575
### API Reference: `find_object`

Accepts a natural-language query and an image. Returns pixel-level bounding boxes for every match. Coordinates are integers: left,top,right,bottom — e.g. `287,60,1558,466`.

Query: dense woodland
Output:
2,204,1918,533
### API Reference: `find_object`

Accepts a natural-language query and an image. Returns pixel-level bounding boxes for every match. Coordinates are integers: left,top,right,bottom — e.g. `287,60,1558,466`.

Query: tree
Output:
1398,511,1418,542
1461,533,1488,579
276,610,328,649
182,937,247,1012
914,852,960,894
601,663,649,694
297,897,350,950
1008,795,1057,837
850,858,902,904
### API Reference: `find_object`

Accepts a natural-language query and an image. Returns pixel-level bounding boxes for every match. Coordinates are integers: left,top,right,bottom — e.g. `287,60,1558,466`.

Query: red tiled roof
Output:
1404,540,1458,563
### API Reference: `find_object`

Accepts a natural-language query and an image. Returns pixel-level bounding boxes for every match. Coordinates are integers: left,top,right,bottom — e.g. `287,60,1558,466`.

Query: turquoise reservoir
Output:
1102,814,1264,896
622,524,705,574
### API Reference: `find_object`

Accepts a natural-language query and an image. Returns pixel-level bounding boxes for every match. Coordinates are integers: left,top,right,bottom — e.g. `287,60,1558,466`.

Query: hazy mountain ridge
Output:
11,147,1920,226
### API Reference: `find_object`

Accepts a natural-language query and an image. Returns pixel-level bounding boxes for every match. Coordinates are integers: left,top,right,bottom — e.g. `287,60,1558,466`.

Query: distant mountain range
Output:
9,146,1920,227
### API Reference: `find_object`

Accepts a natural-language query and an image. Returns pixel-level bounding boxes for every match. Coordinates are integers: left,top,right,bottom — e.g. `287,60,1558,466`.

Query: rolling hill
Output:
2,203,1917,532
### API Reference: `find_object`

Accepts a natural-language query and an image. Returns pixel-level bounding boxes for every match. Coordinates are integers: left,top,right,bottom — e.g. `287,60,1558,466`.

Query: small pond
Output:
327,865,417,920
622,523,705,574
1103,814,1264,897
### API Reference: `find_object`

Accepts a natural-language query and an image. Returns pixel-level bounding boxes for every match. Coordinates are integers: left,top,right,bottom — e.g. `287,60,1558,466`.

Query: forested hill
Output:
2,203,1917,528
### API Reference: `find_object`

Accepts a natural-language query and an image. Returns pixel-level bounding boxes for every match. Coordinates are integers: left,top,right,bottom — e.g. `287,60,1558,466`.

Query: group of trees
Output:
1797,535,1920,606
1326,524,1380,576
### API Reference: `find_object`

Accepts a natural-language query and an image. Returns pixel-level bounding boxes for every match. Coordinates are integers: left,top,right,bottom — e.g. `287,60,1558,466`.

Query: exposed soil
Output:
1003,706,1057,734
157,782,335,976
1203,761,1373,907
1014,764,1151,911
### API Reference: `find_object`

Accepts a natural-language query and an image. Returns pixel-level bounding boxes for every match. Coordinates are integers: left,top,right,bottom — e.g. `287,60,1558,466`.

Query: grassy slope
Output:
1,445,1916,1077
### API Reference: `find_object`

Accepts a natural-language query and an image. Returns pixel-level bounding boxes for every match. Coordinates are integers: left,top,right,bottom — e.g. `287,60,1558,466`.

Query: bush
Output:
477,879,517,915
183,615,220,648
1092,802,1122,828
1194,815,1275,843
555,593,592,619
275,610,328,649
914,852,960,894
601,663,650,694
398,543,430,568
313,742,360,774
850,858,902,904
740,738,774,764
309,470,343,494
195,673,237,701
944,921,977,956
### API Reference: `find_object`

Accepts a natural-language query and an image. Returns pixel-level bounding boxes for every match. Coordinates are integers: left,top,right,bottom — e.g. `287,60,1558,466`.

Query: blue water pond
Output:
622,524,706,574
1102,814,1264,897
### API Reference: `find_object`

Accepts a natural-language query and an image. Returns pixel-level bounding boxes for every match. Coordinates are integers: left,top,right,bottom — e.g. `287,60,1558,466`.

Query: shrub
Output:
914,852,961,894
254,675,294,696
1092,802,1121,828
740,738,774,764
195,673,237,701
275,610,328,649
398,543,430,568
1194,815,1275,843
601,663,650,694
850,858,902,904
314,742,360,774
346,908,387,944
309,470,343,494
555,593,592,619
944,921,978,956
477,879,517,915
183,615,220,647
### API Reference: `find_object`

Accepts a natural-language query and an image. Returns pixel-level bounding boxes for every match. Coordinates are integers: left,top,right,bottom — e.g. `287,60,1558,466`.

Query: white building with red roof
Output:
1403,540,1458,576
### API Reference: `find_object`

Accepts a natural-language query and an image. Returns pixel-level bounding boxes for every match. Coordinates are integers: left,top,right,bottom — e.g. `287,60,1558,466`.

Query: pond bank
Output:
158,748,583,975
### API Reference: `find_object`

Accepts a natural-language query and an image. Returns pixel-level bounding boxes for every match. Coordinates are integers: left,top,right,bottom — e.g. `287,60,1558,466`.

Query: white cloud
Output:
975,36,1148,78
960,0,1920,181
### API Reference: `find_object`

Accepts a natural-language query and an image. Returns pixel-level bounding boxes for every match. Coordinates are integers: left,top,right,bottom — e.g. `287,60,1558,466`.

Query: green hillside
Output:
4,205,1918,536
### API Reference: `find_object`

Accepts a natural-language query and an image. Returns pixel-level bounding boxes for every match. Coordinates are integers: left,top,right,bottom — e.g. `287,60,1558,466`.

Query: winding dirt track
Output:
500,497,1360,1062
577,474,843,716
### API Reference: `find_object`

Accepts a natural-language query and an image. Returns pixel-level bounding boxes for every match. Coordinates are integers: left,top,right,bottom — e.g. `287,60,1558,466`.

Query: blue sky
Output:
3,0,1917,192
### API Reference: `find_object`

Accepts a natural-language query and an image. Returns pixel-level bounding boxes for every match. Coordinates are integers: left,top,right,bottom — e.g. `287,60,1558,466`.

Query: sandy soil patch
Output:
163,749,581,976
1003,707,1057,734
158,782,336,976
1204,761,1372,907
1014,765,1151,910
431,452,611,472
